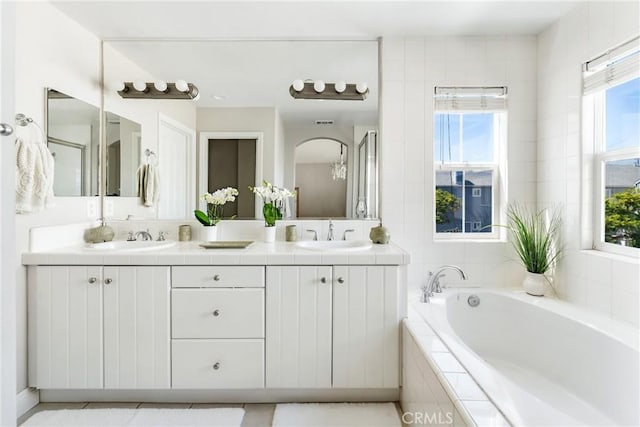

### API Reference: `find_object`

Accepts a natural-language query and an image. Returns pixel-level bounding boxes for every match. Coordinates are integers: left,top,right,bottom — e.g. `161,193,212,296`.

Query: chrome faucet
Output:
421,265,467,303
342,229,355,240
135,229,153,241
327,219,334,241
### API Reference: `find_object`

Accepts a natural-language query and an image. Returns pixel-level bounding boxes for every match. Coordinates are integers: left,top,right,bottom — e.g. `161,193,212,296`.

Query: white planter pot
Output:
201,226,218,242
523,271,547,296
264,226,276,243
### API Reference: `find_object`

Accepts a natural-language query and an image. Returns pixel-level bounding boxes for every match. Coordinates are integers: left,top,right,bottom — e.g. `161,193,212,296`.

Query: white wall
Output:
14,1,103,395
379,36,538,292
537,1,640,328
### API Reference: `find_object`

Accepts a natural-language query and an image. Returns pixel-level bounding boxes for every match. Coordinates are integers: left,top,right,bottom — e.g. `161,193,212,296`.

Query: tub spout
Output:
421,265,467,303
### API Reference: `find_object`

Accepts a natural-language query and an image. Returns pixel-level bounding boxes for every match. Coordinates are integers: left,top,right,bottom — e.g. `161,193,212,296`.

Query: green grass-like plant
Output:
506,203,562,274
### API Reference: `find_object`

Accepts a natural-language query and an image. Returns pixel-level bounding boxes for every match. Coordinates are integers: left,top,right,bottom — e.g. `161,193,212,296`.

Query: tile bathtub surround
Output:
401,318,510,427
536,1,640,328
379,36,538,294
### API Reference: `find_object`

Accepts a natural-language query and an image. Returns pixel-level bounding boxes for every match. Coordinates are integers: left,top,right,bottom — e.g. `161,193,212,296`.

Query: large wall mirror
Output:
102,40,379,219
46,89,100,196
105,112,141,197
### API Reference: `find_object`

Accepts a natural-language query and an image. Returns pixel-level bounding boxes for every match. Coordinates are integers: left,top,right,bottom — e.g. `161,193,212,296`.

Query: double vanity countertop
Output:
22,240,410,266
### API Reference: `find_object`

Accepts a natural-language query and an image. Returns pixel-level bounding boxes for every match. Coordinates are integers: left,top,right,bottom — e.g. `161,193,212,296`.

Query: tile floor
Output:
18,402,275,426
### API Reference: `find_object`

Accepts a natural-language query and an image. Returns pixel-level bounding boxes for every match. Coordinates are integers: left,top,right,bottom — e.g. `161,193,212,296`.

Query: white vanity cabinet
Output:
28,266,170,389
266,265,400,389
170,266,265,389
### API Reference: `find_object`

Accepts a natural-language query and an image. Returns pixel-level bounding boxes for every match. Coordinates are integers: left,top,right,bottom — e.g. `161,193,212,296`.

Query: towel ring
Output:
15,113,45,144
144,148,157,165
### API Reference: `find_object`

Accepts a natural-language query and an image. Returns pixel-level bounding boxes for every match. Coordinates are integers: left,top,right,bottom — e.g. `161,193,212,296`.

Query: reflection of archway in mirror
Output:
295,138,348,218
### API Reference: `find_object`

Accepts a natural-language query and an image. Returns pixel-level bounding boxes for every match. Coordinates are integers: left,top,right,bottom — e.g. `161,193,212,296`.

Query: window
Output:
583,37,640,254
433,87,507,239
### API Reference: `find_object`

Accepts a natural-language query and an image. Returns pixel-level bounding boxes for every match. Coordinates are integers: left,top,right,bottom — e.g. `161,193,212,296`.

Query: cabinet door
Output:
333,265,400,388
266,266,332,388
28,266,103,388
103,266,170,389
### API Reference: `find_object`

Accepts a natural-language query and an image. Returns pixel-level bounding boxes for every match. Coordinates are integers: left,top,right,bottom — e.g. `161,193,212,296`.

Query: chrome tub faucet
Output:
421,265,467,303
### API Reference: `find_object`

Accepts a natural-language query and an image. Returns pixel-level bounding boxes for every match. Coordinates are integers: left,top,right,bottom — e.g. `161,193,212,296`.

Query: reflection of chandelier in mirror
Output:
331,144,347,180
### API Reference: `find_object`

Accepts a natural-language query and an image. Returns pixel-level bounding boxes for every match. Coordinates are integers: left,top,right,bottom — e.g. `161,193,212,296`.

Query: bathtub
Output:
412,289,640,426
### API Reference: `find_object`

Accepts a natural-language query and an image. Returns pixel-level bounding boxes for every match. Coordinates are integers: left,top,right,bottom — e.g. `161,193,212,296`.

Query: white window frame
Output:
472,188,481,198
583,37,640,258
433,111,507,241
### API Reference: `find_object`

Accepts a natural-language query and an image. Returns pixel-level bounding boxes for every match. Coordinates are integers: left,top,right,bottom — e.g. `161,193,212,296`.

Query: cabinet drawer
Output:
172,266,264,288
172,289,264,338
172,339,264,389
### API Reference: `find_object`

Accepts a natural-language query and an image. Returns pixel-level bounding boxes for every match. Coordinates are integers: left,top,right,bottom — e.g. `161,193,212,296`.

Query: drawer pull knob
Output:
213,275,221,281
104,278,113,285
213,362,221,370
212,309,220,317
320,277,327,284
88,277,97,284
337,277,345,284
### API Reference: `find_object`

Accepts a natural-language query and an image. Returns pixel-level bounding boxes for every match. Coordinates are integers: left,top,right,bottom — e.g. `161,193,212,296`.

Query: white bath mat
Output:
272,403,401,427
22,408,245,426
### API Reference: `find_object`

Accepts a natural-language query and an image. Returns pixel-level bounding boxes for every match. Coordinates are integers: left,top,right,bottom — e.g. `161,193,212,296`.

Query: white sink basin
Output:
295,240,372,251
84,240,177,252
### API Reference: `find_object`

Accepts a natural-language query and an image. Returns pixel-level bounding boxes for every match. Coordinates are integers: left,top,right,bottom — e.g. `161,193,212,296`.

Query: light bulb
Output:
356,82,368,94
133,80,147,92
334,81,346,93
292,79,304,92
175,80,189,93
314,80,325,93
117,82,127,92
154,80,168,92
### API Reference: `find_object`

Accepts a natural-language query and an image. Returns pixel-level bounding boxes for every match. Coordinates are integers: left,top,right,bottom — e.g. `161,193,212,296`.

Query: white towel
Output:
15,137,55,213
143,163,159,207
136,164,159,207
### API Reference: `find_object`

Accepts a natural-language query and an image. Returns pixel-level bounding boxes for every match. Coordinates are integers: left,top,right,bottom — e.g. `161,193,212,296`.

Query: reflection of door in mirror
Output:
295,138,348,218
105,112,141,196
157,114,196,219
208,139,256,219
46,89,100,196
357,130,377,219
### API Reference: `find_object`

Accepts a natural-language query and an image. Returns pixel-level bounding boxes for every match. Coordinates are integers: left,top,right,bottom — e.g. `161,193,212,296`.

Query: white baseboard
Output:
17,388,39,418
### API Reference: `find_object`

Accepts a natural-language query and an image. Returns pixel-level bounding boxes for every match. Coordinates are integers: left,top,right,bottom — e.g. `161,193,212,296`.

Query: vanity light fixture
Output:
118,80,199,100
290,79,369,100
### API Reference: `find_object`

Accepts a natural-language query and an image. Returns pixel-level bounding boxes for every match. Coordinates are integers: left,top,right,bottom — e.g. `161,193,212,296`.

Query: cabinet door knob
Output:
212,362,221,370
337,277,345,284
88,277,97,284
213,275,221,281
320,277,327,284
104,278,113,285
212,309,220,317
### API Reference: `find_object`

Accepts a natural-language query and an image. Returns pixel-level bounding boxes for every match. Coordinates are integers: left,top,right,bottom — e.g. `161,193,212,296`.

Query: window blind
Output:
434,86,508,111
583,36,640,95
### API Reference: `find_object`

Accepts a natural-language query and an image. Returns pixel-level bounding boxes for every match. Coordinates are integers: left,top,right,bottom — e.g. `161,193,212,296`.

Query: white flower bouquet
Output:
194,187,239,226
249,180,295,227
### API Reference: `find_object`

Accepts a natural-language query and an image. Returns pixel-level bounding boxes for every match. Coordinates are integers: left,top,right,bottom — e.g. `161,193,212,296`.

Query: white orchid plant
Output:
249,180,295,227
194,187,239,226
